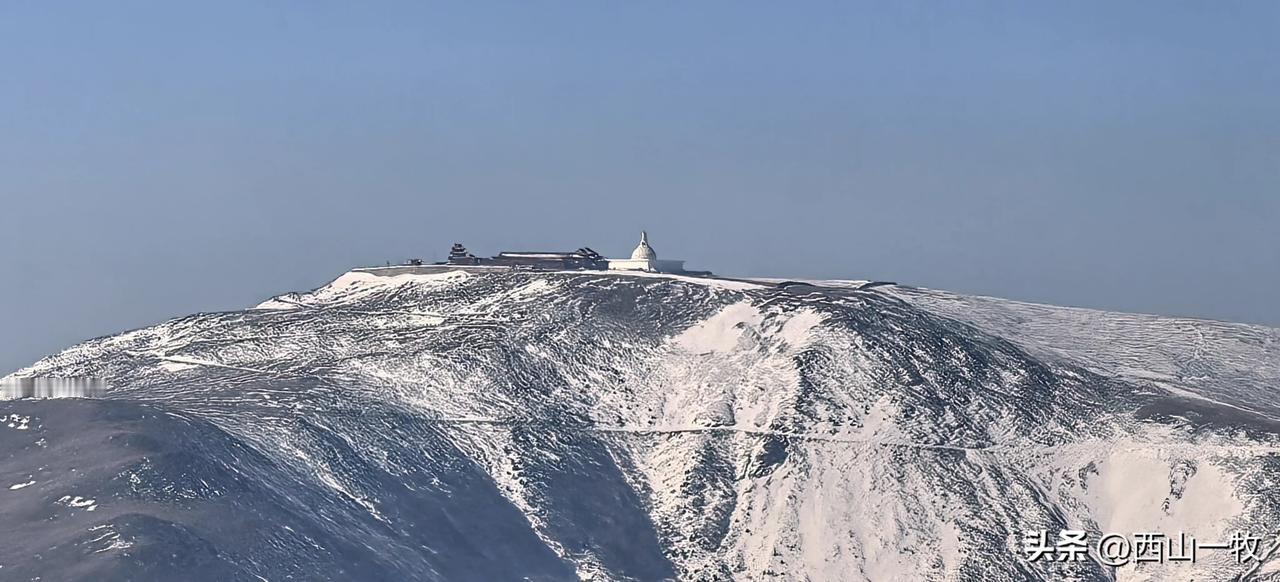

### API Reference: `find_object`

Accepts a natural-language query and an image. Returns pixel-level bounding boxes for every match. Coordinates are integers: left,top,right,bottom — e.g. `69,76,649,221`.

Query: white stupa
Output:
607,231,686,273
631,231,656,260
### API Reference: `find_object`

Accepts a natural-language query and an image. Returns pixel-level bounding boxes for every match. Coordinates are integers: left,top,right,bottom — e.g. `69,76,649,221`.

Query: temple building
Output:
440,231,700,275
444,244,607,270
606,231,686,273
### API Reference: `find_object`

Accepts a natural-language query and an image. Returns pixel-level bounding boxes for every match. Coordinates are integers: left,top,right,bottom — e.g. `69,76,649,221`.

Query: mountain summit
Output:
3,269,1279,581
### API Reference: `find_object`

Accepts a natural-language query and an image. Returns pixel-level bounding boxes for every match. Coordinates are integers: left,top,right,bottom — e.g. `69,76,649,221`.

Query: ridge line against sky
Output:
2,1,1277,373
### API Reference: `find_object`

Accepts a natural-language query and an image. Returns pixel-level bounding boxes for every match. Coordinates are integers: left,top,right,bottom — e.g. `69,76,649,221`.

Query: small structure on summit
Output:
439,231,702,275
606,231,686,274
447,243,477,264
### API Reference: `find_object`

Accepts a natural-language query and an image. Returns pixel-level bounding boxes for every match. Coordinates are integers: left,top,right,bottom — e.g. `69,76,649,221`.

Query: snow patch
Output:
57,495,97,511
86,524,132,554
253,297,300,310
158,360,199,373
674,301,763,354
255,269,471,310
607,270,765,290
777,309,824,347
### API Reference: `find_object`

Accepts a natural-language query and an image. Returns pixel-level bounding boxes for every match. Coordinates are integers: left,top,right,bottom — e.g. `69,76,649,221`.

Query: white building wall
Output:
607,259,685,273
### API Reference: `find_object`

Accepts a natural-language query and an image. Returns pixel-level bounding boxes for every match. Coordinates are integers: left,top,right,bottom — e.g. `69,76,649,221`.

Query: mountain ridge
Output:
3,269,1279,581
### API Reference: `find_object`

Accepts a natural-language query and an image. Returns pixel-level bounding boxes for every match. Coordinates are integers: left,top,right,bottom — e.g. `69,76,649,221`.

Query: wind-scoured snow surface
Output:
3,270,1279,581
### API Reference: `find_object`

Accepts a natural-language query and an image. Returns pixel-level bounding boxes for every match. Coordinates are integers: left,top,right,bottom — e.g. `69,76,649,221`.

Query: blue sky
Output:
2,1,1278,373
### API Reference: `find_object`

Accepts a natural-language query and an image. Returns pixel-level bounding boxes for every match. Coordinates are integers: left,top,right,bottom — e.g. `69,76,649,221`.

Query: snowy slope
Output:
2,269,1279,581
886,285,1280,420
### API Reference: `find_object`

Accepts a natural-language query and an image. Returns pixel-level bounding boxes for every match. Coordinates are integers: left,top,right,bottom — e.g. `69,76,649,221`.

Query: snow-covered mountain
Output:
2,268,1278,581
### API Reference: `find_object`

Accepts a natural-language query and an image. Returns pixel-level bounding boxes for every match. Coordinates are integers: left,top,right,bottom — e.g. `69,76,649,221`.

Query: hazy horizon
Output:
3,1,1278,374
